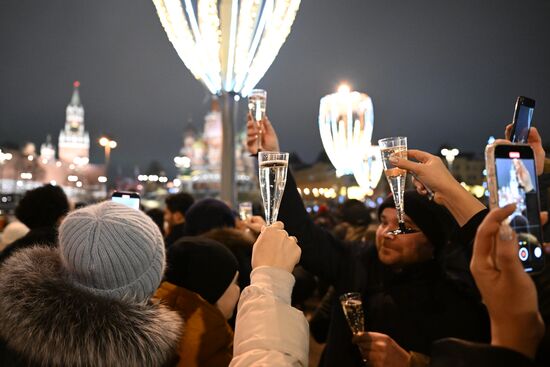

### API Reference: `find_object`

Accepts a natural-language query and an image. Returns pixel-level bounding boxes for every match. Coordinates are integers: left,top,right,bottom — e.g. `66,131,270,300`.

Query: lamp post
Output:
99,137,117,189
152,0,302,206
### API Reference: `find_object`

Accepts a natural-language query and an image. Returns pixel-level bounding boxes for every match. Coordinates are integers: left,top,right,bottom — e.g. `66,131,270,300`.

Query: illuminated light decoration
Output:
353,145,383,192
76,181,83,188
152,0,301,95
319,85,375,177
68,175,79,182
98,176,108,183
27,155,34,161
20,173,32,180
50,180,57,186
152,0,301,204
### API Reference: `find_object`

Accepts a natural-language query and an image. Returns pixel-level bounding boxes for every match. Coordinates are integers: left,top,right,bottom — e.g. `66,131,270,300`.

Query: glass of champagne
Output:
239,201,253,221
340,292,365,335
378,136,416,235
248,89,267,151
258,151,289,225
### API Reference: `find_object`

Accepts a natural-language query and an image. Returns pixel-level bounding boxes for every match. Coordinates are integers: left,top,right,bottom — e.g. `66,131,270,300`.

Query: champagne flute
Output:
378,136,417,235
239,201,253,221
258,151,288,225
339,292,365,335
248,89,267,152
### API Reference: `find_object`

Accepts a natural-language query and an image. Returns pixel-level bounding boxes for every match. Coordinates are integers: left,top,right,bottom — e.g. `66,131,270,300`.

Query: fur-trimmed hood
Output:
0,246,183,367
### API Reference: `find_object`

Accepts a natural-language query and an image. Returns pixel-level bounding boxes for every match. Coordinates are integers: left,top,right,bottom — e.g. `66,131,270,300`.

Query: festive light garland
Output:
152,0,301,96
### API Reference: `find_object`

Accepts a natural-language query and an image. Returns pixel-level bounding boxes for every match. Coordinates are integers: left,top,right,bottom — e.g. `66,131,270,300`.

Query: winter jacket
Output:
155,281,234,367
165,223,187,248
0,246,183,367
0,226,57,265
278,171,490,366
230,266,309,367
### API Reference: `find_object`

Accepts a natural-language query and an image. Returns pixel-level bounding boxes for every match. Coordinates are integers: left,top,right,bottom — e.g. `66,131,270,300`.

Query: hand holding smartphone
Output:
509,96,535,143
485,142,544,273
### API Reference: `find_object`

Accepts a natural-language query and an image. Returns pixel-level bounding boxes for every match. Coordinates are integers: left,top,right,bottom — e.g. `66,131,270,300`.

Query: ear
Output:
173,211,185,223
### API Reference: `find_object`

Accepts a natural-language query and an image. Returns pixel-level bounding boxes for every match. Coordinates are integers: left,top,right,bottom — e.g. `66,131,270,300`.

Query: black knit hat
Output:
184,198,236,236
15,184,69,229
377,191,455,247
165,237,239,304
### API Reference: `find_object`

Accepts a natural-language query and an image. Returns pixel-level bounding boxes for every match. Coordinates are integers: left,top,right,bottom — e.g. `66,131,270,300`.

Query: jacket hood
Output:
0,246,183,367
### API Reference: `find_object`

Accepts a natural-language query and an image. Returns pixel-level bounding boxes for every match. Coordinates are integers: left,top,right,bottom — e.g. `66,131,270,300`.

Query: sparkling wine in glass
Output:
378,136,417,235
340,292,365,335
248,89,267,152
258,151,289,225
239,201,253,221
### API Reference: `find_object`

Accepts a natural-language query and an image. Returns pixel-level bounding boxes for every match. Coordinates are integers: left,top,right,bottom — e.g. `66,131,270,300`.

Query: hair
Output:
146,208,165,236
165,192,195,216
15,184,70,229
184,198,235,236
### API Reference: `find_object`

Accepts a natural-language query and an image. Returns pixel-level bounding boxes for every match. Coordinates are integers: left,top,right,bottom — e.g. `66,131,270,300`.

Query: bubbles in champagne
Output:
380,146,407,224
248,95,266,122
259,159,288,225
341,299,365,335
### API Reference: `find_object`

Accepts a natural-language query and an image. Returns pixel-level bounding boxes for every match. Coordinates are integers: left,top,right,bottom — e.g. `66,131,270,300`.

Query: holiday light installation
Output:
152,0,301,203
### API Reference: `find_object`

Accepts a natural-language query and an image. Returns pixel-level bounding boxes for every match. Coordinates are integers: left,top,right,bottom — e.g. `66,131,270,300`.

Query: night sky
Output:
1,0,549,177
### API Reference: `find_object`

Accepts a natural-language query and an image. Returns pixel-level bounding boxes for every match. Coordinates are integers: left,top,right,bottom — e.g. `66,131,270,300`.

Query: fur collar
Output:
0,246,183,367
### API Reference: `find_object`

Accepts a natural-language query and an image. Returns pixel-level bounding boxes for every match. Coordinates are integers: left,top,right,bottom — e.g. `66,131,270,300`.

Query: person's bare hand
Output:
352,332,411,367
251,221,301,273
244,215,266,236
391,149,457,205
246,113,280,155
505,124,545,175
471,205,544,359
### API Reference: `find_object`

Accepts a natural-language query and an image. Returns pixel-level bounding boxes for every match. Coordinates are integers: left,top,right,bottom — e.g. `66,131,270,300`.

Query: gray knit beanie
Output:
58,201,165,303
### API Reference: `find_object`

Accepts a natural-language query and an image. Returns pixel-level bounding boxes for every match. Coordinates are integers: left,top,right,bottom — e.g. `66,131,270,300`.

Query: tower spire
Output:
70,80,81,106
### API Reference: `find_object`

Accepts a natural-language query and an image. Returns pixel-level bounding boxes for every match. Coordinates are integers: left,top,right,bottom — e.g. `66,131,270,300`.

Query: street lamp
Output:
152,0,302,205
441,148,459,170
99,136,117,175
0,149,13,194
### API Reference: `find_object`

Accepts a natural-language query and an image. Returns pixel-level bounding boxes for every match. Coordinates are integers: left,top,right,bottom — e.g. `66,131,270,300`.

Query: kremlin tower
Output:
58,81,90,164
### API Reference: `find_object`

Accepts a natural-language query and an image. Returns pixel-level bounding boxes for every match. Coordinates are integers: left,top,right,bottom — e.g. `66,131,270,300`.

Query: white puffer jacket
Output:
230,266,309,366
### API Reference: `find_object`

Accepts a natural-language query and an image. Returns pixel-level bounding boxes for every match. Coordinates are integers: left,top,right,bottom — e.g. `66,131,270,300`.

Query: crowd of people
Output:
0,116,547,367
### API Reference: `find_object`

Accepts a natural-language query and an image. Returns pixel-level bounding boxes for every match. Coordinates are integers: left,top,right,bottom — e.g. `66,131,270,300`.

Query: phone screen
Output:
112,194,140,210
495,146,544,272
511,99,535,143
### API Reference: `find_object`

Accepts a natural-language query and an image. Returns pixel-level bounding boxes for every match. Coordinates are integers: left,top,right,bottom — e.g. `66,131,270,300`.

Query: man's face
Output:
375,208,434,268
164,208,184,229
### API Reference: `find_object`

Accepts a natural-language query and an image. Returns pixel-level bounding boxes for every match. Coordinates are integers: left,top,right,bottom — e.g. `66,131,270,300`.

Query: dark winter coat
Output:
278,171,490,366
165,223,187,248
0,226,57,265
0,246,183,367
430,338,536,367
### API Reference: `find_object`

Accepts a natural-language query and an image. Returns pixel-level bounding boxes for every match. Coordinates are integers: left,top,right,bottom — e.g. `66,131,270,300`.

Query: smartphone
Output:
111,191,140,210
485,142,544,273
510,96,535,143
